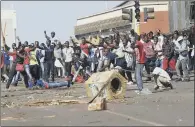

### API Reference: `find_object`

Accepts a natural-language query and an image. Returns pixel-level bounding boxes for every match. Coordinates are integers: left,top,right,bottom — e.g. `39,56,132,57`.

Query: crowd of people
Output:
1,26,195,94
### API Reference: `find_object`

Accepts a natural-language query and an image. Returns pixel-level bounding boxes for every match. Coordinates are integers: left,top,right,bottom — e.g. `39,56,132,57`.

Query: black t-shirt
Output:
44,46,54,61
73,46,81,56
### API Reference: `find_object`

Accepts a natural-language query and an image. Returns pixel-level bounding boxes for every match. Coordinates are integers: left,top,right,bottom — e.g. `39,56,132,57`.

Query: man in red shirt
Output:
134,40,145,92
130,38,152,95
80,37,90,59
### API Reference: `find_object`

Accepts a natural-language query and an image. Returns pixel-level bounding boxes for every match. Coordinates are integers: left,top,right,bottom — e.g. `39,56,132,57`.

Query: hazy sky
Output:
1,1,123,43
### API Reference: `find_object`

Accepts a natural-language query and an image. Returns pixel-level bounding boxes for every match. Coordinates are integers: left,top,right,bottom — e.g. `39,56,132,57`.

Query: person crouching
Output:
152,67,173,91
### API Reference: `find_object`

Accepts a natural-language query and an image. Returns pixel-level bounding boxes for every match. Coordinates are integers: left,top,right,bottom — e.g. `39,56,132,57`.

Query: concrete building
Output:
74,0,195,39
169,1,195,32
1,10,17,48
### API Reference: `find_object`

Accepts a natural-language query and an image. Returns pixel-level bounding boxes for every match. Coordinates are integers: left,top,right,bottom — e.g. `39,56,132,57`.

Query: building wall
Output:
139,11,169,34
75,1,169,36
1,10,17,47
138,4,169,34
168,1,194,32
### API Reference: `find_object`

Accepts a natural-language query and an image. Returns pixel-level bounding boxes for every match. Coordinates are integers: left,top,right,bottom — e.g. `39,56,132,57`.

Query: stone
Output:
88,97,107,111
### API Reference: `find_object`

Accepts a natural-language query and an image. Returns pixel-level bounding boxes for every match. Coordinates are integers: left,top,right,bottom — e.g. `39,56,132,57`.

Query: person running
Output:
2,37,19,88
9,44,29,89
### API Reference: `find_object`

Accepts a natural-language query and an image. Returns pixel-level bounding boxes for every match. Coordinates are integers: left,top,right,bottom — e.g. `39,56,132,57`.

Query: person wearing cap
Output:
175,35,190,82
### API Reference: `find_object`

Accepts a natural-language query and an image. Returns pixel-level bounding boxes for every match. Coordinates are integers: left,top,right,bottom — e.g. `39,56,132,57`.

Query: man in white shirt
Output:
156,29,164,45
39,43,46,79
62,41,74,79
175,36,190,82
152,67,173,91
120,38,134,84
54,41,63,77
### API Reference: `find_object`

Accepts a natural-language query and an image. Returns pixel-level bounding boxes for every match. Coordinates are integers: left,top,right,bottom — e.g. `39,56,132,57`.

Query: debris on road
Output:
43,115,56,118
27,95,34,100
1,117,22,121
88,97,107,111
24,99,87,106
78,95,86,99
1,101,18,108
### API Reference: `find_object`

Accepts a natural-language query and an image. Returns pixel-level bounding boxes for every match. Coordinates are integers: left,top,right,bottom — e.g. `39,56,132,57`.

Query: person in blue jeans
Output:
1,47,10,82
133,40,152,95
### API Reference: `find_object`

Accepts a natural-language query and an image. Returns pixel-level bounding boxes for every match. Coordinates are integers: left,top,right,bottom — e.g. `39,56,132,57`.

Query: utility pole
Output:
105,1,108,10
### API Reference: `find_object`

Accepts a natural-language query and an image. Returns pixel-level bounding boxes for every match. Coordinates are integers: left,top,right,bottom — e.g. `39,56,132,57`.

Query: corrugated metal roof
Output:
75,16,130,35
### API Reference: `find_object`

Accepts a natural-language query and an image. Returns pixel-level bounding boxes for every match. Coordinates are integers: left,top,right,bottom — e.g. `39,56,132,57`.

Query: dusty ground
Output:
1,74,194,126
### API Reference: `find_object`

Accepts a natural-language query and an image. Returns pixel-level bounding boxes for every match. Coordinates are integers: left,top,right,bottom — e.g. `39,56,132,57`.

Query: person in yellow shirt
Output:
29,43,40,80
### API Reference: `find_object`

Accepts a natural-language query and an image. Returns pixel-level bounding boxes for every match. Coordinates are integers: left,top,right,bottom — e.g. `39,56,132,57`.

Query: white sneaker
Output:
135,90,141,94
140,88,152,95
127,81,133,85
